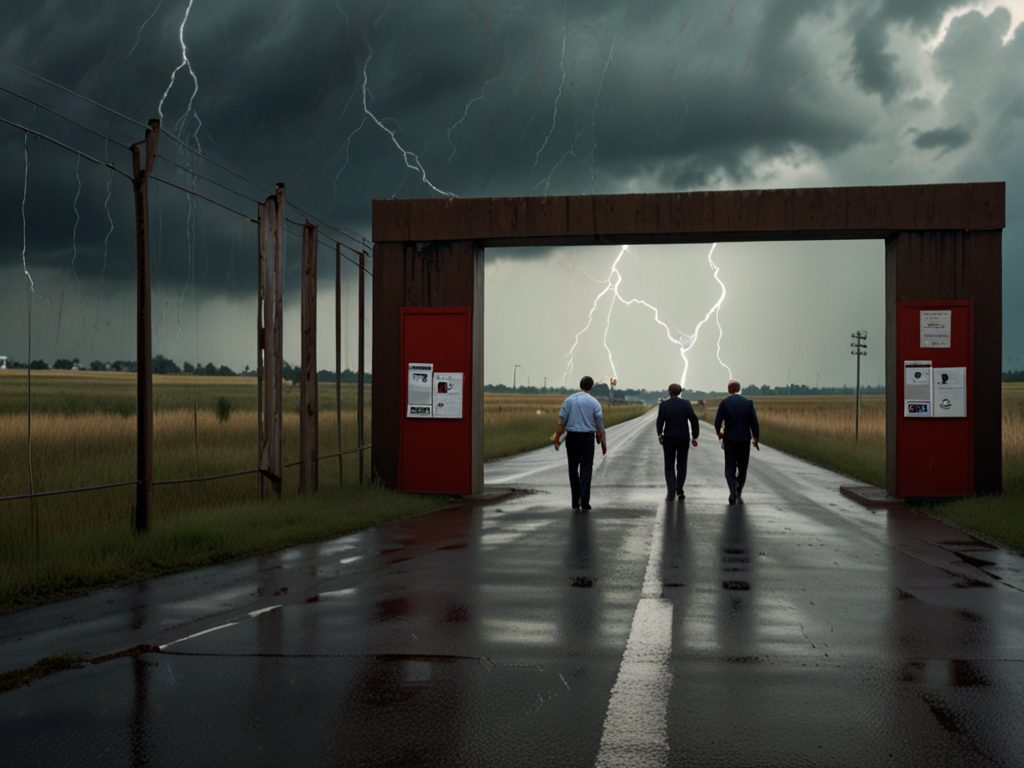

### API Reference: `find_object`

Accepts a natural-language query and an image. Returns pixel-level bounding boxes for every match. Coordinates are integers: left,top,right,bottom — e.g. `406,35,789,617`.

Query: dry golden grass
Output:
750,395,886,442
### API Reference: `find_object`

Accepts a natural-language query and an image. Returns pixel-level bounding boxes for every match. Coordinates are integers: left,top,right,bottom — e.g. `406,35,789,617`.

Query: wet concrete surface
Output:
2,410,1023,766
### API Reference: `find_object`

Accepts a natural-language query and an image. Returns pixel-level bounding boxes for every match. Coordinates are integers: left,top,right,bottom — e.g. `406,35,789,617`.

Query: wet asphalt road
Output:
2,409,1023,767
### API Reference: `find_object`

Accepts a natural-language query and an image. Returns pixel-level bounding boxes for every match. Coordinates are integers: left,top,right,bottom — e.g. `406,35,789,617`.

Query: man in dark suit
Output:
714,379,760,505
656,383,699,501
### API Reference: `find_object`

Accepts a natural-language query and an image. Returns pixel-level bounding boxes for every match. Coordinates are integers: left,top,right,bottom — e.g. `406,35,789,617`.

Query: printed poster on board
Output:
904,360,932,418
933,366,967,418
407,362,433,418
920,310,952,348
433,372,464,419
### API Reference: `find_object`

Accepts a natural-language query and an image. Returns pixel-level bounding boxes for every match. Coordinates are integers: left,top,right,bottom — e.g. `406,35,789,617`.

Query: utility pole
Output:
851,331,867,440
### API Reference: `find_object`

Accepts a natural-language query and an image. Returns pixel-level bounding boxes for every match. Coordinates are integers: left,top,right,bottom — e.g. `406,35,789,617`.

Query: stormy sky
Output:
1,0,1021,392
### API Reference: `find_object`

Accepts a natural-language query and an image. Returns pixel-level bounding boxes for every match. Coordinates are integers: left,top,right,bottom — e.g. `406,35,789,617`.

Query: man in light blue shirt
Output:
552,375,607,511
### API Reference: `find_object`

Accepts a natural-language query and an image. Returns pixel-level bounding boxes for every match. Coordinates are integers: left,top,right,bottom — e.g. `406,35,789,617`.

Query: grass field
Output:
732,394,888,488
0,373,645,610
1,370,381,611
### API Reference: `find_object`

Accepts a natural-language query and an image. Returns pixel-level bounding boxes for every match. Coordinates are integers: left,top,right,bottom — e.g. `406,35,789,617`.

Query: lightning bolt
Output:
440,76,501,171
94,154,114,335
350,4,452,197
531,6,569,180
158,0,202,152
72,154,85,345
155,0,205,364
360,42,454,197
127,0,164,58
332,115,368,208
563,244,733,389
588,25,619,191
21,133,34,294
534,127,585,195
678,244,733,386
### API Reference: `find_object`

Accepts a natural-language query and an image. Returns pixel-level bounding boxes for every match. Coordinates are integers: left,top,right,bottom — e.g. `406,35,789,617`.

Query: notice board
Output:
895,301,973,497
399,307,472,493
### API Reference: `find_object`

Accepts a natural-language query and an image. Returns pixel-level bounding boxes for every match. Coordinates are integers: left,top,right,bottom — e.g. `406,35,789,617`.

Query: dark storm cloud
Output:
2,0,1023,371
912,123,971,151
849,0,964,102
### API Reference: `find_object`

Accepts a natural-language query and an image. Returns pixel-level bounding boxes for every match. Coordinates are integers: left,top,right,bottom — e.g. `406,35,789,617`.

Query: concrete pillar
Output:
372,240,484,493
886,230,1002,495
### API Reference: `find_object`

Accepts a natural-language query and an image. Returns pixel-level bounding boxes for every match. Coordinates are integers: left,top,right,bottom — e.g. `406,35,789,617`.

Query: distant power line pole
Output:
850,331,867,440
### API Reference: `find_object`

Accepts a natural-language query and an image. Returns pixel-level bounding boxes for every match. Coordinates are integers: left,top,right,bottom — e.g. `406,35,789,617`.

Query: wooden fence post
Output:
335,242,343,488
299,221,318,494
358,249,366,485
258,183,285,498
132,118,159,533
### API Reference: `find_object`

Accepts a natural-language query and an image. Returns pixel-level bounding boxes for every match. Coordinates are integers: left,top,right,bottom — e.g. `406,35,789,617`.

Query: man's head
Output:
580,375,594,392
727,379,741,394
668,383,682,397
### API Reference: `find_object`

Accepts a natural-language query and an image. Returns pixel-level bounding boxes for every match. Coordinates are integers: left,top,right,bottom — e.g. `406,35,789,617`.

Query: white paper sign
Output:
432,372,464,419
920,310,952,348
933,366,967,418
407,362,434,418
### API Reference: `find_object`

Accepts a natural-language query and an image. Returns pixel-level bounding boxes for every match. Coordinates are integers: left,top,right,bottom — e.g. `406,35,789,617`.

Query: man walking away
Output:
656,383,699,501
552,376,607,511
714,379,760,505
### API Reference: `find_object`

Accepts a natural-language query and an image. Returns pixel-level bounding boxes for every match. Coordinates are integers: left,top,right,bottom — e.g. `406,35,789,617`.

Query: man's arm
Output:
687,402,699,445
552,419,566,450
749,401,760,450
595,404,607,455
714,400,726,439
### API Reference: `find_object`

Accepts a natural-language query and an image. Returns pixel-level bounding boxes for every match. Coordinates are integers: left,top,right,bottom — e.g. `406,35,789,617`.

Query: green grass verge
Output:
926,495,1024,554
760,425,886,488
0,654,90,694
0,485,444,613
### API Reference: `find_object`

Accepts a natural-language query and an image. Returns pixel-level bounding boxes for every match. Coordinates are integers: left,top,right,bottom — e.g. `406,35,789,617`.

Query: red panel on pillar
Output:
895,301,973,497
399,307,472,494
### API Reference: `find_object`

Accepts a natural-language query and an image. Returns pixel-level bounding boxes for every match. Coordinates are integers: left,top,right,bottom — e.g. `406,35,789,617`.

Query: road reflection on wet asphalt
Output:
2,409,1023,766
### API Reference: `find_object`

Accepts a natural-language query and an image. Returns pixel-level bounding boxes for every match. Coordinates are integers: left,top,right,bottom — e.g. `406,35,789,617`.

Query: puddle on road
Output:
722,581,750,591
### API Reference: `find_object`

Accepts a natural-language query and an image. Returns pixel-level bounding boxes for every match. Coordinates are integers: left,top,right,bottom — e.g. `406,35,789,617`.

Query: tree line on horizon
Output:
4,356,1021,388
0,355,371,383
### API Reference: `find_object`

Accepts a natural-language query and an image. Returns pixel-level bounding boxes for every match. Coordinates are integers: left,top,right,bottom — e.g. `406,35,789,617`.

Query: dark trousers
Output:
723,439,752,497
662,436,690,495
565,431,596,508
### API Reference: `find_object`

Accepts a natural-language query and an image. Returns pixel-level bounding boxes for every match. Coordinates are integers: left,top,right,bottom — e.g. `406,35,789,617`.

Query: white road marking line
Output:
595,501,673,767
247,604,281,619
159,621,238,650
159,604,282,650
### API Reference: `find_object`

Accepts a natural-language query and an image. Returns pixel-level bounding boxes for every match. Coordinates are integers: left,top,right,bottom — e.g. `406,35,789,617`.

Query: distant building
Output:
0,356,6,370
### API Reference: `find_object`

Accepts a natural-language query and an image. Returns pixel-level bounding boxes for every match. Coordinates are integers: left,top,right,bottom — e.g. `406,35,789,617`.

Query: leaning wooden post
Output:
257,183,285,498
299,221,319,495
335,242,343,488
132,118,159,534
357,249,367,485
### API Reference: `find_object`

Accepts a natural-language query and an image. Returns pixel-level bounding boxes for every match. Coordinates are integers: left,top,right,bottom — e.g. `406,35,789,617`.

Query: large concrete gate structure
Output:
372,182,1004,497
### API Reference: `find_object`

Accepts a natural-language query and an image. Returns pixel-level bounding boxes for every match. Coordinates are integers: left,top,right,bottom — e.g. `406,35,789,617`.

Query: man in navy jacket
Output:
656,383,700,501
714,379,760,505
